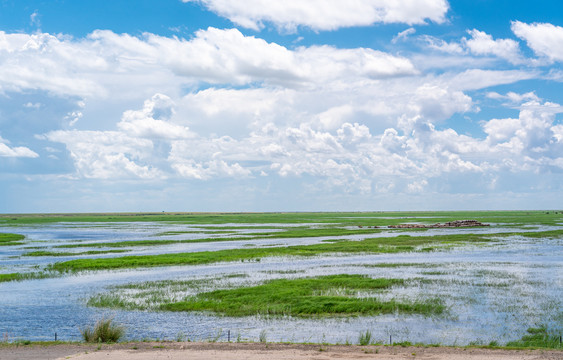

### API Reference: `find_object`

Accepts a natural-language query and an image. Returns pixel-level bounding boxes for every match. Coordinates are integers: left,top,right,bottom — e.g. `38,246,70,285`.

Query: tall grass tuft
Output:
259,330,267,343
358,330,372,345
81,317,125,343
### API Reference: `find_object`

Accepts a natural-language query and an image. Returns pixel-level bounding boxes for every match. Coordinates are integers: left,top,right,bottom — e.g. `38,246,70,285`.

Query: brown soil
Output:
1,342,561,360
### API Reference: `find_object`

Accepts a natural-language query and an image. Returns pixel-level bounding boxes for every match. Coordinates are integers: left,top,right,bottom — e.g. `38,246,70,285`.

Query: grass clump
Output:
506,326,562,349
358,330,373,345
81,318,125,343
160,274,444,317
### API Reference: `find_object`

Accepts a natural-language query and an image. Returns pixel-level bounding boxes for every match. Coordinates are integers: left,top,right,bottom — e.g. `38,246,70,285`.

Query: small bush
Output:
358,330,372,345
81,317,125,343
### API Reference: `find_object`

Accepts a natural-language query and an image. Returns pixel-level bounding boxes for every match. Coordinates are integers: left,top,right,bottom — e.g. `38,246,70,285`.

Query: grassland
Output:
1,210,561,227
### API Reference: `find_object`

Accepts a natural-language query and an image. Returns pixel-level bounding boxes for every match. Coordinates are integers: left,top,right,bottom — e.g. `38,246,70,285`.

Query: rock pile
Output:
388,220,489,229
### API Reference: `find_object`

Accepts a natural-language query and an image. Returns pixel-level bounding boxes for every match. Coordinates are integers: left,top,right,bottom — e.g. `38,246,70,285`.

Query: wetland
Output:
0,211,561,347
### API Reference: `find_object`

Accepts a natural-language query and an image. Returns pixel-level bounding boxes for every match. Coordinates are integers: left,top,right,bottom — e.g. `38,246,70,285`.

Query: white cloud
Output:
420,35,464,54
44,130,161,179
0,135,39,158
30,10,41,28
23,102,42,109
447,69,537,91
118,94,192,140
464,29,523,64
407,179,428,193
392,27,416,43
39,96,563,195
171,159,251,180
408,84,473,121
183,0,449,31
486,91,540,105
0,28,417,100
512,21,563,62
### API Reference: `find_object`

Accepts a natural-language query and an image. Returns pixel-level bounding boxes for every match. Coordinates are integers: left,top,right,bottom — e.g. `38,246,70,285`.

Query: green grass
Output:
0,272,55,283
50,233,496,272
0,233,25,246
22,249,129,257
2,210,561,227
358,330,373,345
506,326,562,349
54,237,257,249
159,275,444,317
55,227,382,249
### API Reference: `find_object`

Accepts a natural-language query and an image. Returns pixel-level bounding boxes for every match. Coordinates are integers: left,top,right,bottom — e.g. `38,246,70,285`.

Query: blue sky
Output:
0,0,562,213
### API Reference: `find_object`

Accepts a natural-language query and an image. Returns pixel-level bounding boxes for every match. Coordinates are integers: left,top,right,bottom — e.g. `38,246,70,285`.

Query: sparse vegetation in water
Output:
80,317,125,343
159,275,444,317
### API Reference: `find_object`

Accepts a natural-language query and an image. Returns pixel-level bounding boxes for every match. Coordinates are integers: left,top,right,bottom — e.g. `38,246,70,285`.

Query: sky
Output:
0,0,562,213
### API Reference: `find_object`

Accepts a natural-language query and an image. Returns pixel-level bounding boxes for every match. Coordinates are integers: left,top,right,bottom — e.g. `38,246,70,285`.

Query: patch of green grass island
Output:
50,233,495,272
91,274,444,317
0,233,25,246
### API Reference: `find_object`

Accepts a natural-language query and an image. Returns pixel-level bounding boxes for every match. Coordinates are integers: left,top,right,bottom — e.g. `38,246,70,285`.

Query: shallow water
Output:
0,221,561,345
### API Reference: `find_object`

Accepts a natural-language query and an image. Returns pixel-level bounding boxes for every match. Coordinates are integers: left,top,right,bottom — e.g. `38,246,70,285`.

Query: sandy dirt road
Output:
1,342,562,360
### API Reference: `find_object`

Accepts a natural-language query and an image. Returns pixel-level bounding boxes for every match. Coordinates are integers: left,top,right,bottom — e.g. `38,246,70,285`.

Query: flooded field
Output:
0,212,561,346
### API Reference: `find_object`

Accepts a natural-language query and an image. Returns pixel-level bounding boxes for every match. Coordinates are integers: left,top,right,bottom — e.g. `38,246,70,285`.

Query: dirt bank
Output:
1,342,561,360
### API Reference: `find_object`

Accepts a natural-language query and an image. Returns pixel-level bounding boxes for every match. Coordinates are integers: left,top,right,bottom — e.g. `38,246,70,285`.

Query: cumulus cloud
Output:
512,21,563,62
0,135,39,158
40,95,563,195
464,29,523,64
183,0,449,31
118,94,192,140
44,130,161,179
0,28,417,100
408,84,473,121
